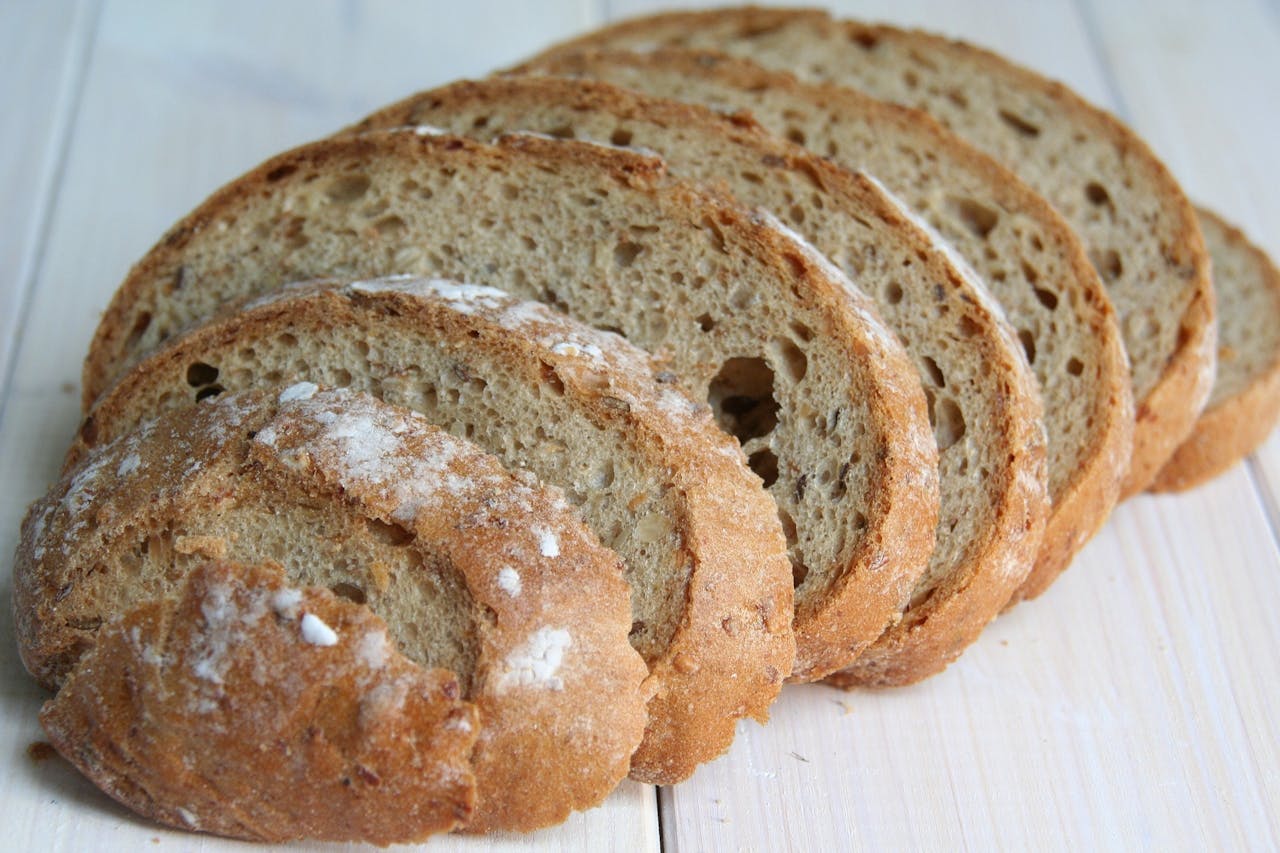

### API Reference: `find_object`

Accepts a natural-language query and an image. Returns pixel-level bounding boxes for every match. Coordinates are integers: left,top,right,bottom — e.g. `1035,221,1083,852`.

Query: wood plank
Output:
0,2,665,850
593,1,1280,849
0,0,97,406
1079,0,1280,530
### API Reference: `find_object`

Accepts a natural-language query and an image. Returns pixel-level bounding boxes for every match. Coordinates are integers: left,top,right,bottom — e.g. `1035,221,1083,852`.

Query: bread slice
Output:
17,387,649,834
512,50,1132,603
42,561,480,844
71,276,795,784
80,130,939,697
1152,209,1280,491
349,76,1047,684
542,6,1215,498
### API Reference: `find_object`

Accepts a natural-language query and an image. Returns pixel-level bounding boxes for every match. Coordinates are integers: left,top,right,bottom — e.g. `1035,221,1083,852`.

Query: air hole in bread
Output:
747,448,779,488
885,281,904,305
1018,329,1037,364
502,183,519,201
1033,286,1059,311
330,582,367,604
194,385,224,403
997,108,1041,138
1066,357,1084,376
740,171,764,185
947,89,969,109
708,357,779,443
1085,182,1112,207
373,215,406,237
546,124,576,140
771,337,808,383
931,395,966,451
785,127,806,146
790,321,814,343
903,70,919,89
331,368,353,387
610,128,633,146
324,173,372,203
948,196,999,239
696,312,716,332
614,240,644,268
920,355,945,389
124,311,152,350
1089,248,1124,282
185,362,219,387
539,361,565,397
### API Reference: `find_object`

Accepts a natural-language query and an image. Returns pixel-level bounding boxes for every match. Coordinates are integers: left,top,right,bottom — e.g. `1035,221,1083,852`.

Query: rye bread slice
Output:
349,76,1047,683
542,6,1215,498
80,131,939,698
512,49,1133,602
71,275,795,784
1152,209,1280,491
17,388,649,834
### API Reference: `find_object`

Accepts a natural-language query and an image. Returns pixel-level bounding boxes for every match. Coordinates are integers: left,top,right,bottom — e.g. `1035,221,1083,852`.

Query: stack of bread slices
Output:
13,6,1280,844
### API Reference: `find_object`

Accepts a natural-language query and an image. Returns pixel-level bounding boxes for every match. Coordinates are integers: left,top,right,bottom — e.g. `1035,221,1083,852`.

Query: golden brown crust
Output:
18,388,648,834
78,128,936,698
509,48,1132,605
541,4,1214,499
1151,210,1280,492
70,277,796,786
41,561,478,845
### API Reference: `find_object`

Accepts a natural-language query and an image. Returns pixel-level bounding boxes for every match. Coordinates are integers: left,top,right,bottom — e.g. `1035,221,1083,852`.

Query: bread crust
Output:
78,129,937,699
1151,209,1280,492
509,48,1133,607
40,561,479,845
540,4,1214,499
72,277,796,785
17,388,649,833
349,75,1048,684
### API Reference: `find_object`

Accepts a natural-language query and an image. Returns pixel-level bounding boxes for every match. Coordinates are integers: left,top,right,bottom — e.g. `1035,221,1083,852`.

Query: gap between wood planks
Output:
0,0,101,425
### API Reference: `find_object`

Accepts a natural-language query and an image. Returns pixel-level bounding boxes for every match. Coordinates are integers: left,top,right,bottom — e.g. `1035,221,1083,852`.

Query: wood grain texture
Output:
2,0,1278,850
0,0,96,408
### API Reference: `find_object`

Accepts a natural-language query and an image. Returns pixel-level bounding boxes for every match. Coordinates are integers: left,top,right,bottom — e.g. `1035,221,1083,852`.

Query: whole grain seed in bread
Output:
41,561,479,845
80,131,938,704
1151,209,1280,491
349,76,1047,683
512,49,1132,603
70,276,795,783
543,6,1214,498
17,388,649,834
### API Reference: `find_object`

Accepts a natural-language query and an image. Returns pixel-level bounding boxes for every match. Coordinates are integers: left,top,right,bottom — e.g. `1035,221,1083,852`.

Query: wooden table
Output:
2,1,1277,849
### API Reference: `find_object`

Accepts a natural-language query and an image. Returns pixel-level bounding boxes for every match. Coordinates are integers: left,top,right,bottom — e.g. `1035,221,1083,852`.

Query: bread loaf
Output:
512,48,1133,602
18,387,649,834
542,6,1215,498
72,275,795,783
349,75,1047,684
80,130,939,694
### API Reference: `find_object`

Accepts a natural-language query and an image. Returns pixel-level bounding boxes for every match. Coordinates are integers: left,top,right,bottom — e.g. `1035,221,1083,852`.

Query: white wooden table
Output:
2,1,1278,850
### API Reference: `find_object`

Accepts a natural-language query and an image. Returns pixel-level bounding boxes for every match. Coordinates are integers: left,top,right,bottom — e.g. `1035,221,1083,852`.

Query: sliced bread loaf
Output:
542,6,1215,498
79,130,939,697
42,561,480,844
71,275,795,783
1152,209,1280,491
349,76,1047,684
18,388,649,835
512,49,1132,602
